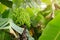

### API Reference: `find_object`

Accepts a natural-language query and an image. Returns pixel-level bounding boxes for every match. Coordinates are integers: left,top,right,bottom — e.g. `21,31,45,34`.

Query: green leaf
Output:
41,0,51,5
54,10,60,16
56,34,60,40
0,18,8,27
0,30,12,40
0,18,12,40
0,0,13,8
12,0,24,7
0,4,7,13
2,9,10,18
40,5,52,16
9,19,24,34
0,18,24,34
38,12,60,40
26,7,42,27
32,13,45,27
26,7,35,18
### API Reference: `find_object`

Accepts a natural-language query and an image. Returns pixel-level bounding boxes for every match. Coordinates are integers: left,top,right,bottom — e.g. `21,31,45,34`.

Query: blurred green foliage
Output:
0,0,60,40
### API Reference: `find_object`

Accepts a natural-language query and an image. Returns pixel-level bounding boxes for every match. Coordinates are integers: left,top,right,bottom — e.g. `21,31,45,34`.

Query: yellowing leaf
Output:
29,29,34,36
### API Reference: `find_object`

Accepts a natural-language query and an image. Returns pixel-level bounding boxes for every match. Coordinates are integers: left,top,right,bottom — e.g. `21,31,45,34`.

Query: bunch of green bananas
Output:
12,8,31,29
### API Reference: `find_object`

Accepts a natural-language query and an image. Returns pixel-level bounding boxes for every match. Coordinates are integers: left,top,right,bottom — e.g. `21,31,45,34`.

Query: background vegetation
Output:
0,0,60,40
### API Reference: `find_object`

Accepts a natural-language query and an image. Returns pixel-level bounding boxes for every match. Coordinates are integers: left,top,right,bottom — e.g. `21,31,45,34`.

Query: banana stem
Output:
51,0,55,18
